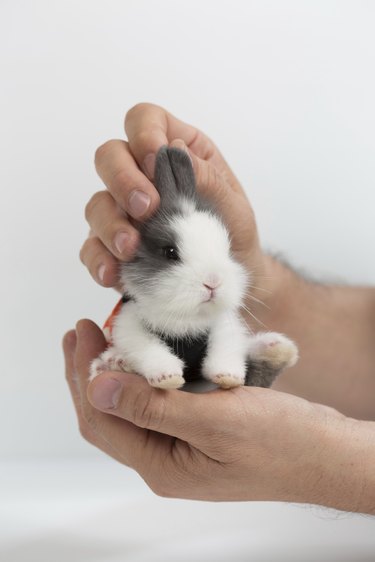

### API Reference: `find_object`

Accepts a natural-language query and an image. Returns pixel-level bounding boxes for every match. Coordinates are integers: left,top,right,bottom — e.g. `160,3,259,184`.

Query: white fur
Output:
202,310,250,386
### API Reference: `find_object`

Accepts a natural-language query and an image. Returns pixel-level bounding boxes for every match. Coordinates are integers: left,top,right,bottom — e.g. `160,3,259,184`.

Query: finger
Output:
87,368,227,451
62,329,131,463
84,191,140,261
63,329,78,391
63,328,95,438
79,236,120,287
189,145,243,203
94,139,159,220
74,320,172,471
63,328,99,444
125,103,210,179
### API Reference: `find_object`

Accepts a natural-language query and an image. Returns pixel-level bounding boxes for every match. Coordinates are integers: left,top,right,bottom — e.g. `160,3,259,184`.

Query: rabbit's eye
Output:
162,246,179,261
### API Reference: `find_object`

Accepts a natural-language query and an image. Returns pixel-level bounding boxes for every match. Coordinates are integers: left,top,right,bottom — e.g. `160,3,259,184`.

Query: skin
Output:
63,320,375,513
71,102,375,511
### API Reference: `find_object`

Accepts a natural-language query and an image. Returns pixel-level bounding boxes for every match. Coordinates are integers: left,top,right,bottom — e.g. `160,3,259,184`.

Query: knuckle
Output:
125,102,155,124
147,477,173,498
94,139,119,167
110,168,132,198
78,420,94,443
129,129,155,147
81,404,100,432
146,466,191,499
131,388,165,431
78,239,105,275
206,163,221,189
141,443,201,499
79,239,90,265
84,191,107,222
198,162,227,201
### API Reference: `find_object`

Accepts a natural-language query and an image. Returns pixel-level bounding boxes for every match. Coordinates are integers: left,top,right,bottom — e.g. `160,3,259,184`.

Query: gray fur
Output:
155,146,196,206
155,146,219,215
245,360,284,387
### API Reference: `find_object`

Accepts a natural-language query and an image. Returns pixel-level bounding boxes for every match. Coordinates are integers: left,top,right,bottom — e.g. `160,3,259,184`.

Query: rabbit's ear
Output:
154,146,196,207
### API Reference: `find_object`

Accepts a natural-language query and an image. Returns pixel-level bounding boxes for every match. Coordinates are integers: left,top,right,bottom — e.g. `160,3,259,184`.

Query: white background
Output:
1,1,375,560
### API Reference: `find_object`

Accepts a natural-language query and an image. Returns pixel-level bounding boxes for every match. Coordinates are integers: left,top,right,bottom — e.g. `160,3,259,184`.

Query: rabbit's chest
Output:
110,295,210,382
156,331,209,382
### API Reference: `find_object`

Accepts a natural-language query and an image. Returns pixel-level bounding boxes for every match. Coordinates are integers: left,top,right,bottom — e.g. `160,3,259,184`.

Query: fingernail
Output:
142,153,156,179
114,231,129,255
128,190,151,218
91,377,122,410
98,264,106,283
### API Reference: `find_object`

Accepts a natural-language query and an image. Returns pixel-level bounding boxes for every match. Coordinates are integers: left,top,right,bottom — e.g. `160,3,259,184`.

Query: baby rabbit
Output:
90,146,298,389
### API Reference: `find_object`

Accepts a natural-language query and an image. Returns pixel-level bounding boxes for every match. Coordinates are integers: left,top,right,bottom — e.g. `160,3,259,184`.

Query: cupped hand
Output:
63,319,348,505
80,103,269,302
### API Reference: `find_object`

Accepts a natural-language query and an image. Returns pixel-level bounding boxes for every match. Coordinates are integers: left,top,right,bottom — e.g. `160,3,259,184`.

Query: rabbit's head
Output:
120,147,248,336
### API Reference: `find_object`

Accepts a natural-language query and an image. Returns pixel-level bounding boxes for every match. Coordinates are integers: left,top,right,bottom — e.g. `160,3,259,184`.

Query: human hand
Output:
63,319,369,510
80,103,276,308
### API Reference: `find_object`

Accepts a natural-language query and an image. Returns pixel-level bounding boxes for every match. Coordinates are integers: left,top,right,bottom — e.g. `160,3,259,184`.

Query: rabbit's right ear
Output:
154,146,196,208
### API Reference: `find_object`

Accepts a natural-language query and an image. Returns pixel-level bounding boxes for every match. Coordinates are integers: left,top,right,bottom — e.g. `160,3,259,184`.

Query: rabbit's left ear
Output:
154,146,196,207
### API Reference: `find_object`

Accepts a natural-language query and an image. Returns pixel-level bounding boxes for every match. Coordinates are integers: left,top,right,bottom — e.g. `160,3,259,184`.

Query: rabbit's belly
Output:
156,332,209,382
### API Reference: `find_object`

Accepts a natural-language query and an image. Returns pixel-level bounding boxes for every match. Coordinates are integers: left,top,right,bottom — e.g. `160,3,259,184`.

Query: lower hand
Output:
63,319,357,508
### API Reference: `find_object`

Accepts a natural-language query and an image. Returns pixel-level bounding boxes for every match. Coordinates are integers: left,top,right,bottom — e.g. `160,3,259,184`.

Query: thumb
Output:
87,370,219,444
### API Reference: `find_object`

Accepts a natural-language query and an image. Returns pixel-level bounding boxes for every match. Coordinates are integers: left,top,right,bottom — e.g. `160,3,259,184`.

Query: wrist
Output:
249,254,375,419
336,417,375,514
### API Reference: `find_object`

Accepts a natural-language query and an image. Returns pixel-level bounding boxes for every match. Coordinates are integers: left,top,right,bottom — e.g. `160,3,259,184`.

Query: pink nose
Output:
203,280,221,291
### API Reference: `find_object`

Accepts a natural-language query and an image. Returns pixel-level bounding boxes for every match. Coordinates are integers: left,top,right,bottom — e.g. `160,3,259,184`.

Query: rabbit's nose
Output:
203,277,221,290
203,283,218,291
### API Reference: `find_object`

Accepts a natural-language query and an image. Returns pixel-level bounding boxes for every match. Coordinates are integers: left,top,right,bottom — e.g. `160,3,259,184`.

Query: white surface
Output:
1,458,374,562
1,2,374,557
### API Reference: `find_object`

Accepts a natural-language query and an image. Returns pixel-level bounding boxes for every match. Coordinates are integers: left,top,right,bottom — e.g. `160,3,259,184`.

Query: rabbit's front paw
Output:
141,353,185,390
148,373,185,390
89,348,128,381
248,332,298,369
211,373,245,389
202,359,246,389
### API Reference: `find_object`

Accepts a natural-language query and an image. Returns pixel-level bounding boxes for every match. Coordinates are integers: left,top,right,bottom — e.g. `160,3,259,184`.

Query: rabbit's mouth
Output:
202,289,216,303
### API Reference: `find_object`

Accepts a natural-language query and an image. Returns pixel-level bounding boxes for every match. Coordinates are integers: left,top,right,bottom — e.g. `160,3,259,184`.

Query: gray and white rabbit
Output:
90,146,298,389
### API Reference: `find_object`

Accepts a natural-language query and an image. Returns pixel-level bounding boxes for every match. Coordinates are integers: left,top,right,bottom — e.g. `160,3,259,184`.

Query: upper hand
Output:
80,103,264,296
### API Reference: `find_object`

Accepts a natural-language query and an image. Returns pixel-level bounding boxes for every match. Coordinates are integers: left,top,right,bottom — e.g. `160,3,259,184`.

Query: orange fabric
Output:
103,297,123,342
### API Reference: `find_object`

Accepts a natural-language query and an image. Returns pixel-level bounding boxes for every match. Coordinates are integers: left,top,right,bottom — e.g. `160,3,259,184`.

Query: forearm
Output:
252,256,375,420
309,415,375,514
